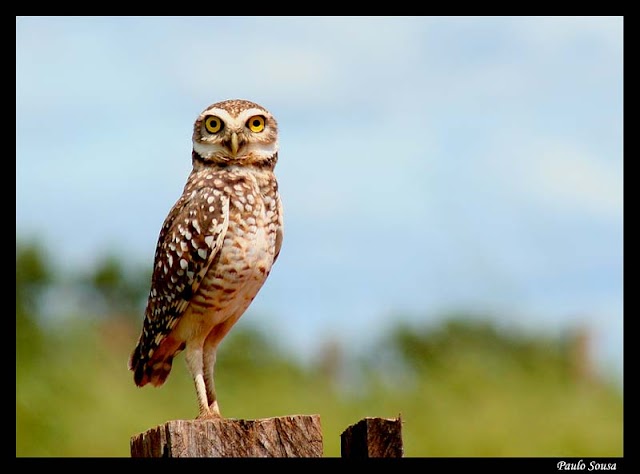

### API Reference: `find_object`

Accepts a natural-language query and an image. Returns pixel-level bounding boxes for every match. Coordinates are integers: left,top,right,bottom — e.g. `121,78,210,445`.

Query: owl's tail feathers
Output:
129,337,182,388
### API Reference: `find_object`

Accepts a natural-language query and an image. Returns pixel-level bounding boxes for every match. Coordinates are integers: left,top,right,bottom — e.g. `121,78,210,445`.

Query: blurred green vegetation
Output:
16,240,623,457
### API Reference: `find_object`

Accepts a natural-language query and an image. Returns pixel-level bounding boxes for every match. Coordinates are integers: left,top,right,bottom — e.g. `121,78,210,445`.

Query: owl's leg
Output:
184,345,212,419
202,341,220,417
202,318,241,418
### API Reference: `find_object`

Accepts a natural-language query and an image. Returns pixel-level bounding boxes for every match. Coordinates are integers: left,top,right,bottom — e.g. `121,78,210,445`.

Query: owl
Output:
128,99,284,419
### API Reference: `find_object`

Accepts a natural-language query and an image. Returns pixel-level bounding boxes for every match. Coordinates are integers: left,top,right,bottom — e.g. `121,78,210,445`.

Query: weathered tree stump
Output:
131,414,323,457
340,416,403,458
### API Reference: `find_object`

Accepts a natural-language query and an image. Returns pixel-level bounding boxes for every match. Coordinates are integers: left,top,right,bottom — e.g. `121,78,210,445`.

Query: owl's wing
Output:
129,186,230,386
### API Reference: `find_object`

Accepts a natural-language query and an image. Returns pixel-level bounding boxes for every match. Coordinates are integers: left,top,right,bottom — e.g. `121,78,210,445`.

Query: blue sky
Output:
16,17,623,377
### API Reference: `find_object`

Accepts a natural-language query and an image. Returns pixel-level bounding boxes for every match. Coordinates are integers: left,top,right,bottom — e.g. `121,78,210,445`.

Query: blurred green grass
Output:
16,316,622,457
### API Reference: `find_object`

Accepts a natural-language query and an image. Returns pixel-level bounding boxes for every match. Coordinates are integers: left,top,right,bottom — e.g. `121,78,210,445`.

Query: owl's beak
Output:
231,132,239,156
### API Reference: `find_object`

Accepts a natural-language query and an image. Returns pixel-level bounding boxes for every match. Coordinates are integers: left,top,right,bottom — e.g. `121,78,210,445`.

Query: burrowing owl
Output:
129,99,283,419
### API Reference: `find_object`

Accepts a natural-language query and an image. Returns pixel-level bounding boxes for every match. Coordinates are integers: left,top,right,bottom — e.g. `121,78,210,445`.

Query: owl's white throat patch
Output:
193,140,278,162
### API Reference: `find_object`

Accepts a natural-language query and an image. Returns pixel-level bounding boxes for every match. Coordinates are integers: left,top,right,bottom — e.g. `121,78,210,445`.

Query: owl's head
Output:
192,99,279,169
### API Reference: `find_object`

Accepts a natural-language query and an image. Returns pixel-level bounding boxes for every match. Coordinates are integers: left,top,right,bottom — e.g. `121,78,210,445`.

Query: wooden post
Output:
340,416,403,458
131,415,323,457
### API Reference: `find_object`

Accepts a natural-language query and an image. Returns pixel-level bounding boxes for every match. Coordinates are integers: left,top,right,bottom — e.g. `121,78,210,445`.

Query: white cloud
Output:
515,141,622,221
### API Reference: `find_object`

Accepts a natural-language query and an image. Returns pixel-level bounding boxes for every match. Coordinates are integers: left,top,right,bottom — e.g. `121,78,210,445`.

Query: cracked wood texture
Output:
130,415,323,457
340,416,403,458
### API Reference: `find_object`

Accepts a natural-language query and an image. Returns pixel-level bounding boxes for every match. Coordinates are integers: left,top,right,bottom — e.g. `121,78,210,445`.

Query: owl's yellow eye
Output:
247,115,265,133
204,116,223,134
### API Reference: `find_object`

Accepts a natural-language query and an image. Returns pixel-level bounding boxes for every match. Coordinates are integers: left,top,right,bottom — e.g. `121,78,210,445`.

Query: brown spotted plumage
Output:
129,99,283,418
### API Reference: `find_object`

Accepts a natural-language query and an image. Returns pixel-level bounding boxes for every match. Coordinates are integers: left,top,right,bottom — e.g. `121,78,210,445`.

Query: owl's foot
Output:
196,411,223,420
196,401,222,420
